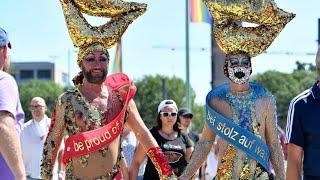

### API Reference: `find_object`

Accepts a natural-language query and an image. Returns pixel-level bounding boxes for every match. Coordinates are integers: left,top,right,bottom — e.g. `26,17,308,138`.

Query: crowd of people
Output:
1,0,320,180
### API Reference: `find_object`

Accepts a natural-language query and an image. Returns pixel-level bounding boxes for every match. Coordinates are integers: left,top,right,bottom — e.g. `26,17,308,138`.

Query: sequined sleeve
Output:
41,94,66,180
265,96,285,180
179,125,214,179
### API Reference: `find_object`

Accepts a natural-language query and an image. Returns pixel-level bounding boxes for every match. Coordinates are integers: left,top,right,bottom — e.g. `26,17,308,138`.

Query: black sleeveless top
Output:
143,127,193,179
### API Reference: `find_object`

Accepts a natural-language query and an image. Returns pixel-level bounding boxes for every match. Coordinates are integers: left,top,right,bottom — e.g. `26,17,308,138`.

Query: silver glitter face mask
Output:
228,66,252,84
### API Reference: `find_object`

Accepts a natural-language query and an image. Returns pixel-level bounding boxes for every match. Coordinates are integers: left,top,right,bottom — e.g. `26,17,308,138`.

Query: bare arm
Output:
265,98,285,179
129,143,147,180
41,97,66,179
0,111,26,180
126,100,174,178
179,124,215,179
286,143,303,180
126,100,158,150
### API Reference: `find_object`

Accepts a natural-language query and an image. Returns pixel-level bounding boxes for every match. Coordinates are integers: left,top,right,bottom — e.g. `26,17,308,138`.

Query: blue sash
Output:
205,91,270,171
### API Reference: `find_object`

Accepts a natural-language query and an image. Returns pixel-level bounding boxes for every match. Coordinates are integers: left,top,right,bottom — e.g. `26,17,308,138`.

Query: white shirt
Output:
121,131,137,166
121,131,146,176
20,116,51,179
205,150,218,179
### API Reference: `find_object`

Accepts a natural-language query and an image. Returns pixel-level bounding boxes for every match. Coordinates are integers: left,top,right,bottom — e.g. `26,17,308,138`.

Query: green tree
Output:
19,80,66,122
252,69,316,128
190,104,205,133
134,75,205,129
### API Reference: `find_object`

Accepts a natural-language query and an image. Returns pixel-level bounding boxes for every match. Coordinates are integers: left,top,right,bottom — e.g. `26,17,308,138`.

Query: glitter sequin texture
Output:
41,88,126,179
146,147,177,180
59,0,147,64
179,140,214,179
227,66,252,84
210,82,285,179
203,0,295,57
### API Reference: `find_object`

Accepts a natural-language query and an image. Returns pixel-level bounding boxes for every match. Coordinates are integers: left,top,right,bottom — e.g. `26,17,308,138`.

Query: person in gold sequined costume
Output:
40,0,176,179
179,0,295,179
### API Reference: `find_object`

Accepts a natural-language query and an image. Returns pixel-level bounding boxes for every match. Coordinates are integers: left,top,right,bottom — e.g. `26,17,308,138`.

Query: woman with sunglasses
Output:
130,99,194,179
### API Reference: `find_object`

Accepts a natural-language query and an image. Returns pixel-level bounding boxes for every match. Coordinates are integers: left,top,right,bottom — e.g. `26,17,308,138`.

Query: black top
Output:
143,127,193,179
285,81,320,178
187,131,199,146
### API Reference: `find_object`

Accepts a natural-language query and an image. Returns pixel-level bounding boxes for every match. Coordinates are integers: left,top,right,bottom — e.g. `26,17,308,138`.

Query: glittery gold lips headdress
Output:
59,0,147,64
203,0,295,57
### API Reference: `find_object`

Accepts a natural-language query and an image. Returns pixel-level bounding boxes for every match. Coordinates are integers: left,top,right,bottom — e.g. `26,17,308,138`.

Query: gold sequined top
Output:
41,87,126,180
210,83,285,180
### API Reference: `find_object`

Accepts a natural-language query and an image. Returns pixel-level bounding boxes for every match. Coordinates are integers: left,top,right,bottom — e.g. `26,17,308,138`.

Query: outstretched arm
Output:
126,99,174,179
126,100,158,149
41,97,66,179
265,98,285,179
0,111,26,180
179,124,215,179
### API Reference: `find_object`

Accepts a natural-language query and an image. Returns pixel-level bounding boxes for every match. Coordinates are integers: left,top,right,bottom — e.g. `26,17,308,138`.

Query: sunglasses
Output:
160,112,177,117
29,105,44,110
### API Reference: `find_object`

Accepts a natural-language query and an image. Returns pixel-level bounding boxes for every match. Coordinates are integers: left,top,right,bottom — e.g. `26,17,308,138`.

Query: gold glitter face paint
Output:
203,0,295,57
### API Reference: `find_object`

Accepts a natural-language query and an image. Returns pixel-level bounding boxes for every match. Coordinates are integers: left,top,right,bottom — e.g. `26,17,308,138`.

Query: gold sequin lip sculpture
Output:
59,0,147,49
203,0,295,57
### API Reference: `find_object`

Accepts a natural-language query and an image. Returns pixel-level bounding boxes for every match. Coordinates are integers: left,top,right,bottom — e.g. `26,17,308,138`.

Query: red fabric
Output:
62,73,136,164
114,171,122,180
62,113,124,164
147,147,174,178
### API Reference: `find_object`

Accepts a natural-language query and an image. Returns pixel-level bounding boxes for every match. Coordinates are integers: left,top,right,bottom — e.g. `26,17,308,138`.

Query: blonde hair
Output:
316,47,320,76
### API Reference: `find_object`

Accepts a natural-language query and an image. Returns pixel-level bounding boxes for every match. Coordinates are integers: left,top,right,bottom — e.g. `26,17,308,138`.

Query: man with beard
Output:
179,0,294,179
41,46,175,179
41,0,175,179
0,26,26,180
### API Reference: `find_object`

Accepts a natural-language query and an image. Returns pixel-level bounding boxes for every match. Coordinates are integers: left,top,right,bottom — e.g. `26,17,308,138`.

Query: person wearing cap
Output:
0,27,26,180
130,100,194,179
178,108,205,179
41,1,176,179
285,48,320,180
178,108,199,146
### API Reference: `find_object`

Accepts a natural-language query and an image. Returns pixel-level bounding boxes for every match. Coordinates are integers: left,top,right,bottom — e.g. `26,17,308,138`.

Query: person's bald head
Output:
29,97,47,122
31,97,46,106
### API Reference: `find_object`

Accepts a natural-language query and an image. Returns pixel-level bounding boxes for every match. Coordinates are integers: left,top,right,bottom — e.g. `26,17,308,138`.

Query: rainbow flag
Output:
112,40,122,73
189,0,211,24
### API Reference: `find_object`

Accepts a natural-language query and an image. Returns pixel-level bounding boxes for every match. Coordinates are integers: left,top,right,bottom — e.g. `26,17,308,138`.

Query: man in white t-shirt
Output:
20,97,59,180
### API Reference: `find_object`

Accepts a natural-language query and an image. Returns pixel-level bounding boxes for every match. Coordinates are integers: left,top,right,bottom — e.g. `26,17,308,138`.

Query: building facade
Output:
12,62,68,86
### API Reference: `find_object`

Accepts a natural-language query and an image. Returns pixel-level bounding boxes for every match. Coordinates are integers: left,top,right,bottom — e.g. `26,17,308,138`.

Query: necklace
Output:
75,86,104,127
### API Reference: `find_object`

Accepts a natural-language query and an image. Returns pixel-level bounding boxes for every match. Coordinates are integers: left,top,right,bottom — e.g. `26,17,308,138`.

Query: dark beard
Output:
83,69,107,84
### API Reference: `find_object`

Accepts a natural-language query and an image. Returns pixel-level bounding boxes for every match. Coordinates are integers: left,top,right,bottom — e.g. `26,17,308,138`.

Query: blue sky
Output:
0,0,319,104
